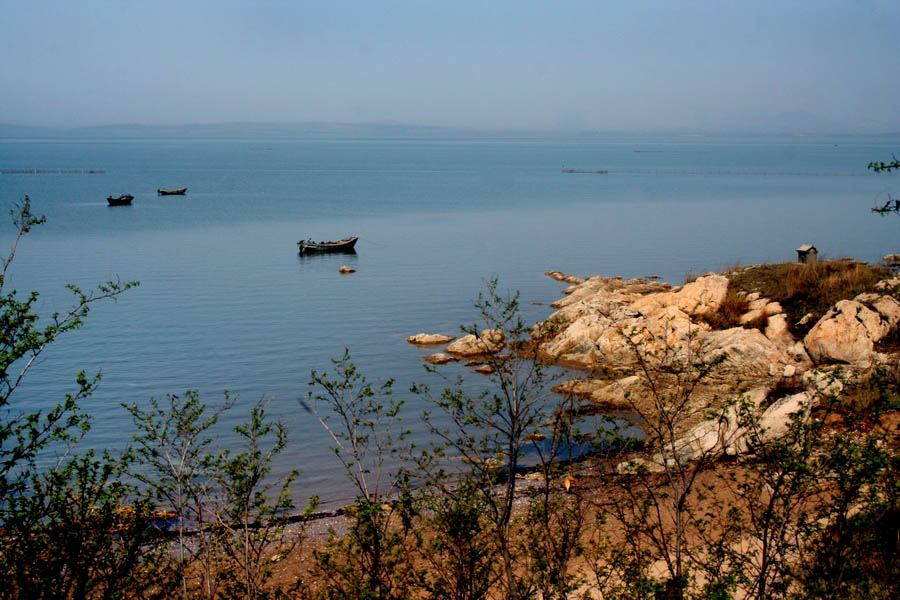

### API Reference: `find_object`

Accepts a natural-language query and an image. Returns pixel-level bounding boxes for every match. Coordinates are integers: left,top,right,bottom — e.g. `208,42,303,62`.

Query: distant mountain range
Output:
1,121,898,139
0,121,498,139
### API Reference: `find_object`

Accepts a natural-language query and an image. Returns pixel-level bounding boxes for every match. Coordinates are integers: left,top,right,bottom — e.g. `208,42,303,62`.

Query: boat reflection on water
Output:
297,248,357,263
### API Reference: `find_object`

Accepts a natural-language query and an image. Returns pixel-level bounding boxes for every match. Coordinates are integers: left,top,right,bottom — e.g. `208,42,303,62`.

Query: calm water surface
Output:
1,134,898,505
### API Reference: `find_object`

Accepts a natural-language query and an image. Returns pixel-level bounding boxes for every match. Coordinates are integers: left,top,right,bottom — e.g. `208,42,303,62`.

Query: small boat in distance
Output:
107,194,134,206
297,236,359,254
157,187,187,195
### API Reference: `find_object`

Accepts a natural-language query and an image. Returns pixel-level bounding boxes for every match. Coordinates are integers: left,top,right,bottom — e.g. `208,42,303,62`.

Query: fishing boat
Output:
157,187,187,195
297,236,358,254
107,194,134,206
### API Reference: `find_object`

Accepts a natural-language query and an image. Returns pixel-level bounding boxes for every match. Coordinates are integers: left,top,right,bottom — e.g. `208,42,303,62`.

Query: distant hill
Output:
0,123,62,138
2,121,898,140
0,121,503,139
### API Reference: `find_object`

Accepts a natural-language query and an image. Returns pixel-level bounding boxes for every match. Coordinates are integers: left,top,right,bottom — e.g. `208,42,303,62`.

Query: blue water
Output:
2,134,898,505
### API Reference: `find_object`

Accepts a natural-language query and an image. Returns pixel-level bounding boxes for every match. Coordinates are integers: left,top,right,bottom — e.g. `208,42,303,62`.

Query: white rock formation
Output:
630,273,729,317
406,333,457,345
803,300,891,365
446,329,505,356
422,353,455,365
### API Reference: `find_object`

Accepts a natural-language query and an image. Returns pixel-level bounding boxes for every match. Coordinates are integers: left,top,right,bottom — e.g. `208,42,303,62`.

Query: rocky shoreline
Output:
539,269,897,372
409,263,900,472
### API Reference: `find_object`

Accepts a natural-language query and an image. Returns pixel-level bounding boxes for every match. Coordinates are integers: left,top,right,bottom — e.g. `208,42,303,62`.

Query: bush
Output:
0,198,149,599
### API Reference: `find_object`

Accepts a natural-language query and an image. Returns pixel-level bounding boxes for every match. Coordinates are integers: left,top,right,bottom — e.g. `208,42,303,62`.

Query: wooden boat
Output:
107,194,134,206
157,187,187,195
297,236,358,254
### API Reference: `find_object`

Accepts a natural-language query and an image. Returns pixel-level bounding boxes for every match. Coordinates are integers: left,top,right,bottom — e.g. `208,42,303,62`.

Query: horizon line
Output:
2,120,899,139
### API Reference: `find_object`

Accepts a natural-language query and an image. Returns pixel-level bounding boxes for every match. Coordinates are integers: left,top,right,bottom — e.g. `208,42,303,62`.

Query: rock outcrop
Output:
544,271,585,285
617,386,812,473
446,329,505,356
856,293,900,328
537,273,801,376
406,333,457,345
553,375,650,410
740,299,784,326
630,273,729,316
764,313,793,345
701,327,793,377
538,270,900,377
422,353,456,365
411,267,899,476
803,300,891,366
528,267,900,476
875,278,900,292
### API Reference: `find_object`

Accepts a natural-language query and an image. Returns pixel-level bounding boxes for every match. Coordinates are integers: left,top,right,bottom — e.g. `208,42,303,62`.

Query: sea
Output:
1,133,898,506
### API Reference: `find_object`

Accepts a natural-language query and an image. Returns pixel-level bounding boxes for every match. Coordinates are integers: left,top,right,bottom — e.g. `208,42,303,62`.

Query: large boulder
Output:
446,329,505,356
542,305,709,369
550,276,653,312
725,391,812,455
631,273,729,317
803,300,891,365
873,295,900,327
756,392,812,442
587,375,648,410
664,385,772,461
637,305,708,351
855,293,900,328
763,313,794,346
616,385,803,472
617,409,739,473
740,298,784,326
541,312,616,364
701,327,793,376
551,378,607,397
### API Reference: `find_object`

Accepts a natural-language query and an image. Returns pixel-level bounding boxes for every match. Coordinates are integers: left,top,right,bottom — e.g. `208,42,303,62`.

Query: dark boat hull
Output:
297,236,359,254
107,194,134,206
158,188,187,195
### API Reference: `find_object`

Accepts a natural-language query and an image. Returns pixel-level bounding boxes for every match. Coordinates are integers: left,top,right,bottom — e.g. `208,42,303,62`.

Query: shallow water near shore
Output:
1,133,898,506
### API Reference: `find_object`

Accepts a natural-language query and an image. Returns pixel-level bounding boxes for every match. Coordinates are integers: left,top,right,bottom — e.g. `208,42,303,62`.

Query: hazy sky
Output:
2,0,898,133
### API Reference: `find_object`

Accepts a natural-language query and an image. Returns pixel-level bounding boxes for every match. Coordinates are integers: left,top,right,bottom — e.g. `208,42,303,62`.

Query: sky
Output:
1,0,899,133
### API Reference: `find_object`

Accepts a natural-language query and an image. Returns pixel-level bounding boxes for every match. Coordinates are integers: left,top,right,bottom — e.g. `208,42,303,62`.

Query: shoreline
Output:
301,259,900,513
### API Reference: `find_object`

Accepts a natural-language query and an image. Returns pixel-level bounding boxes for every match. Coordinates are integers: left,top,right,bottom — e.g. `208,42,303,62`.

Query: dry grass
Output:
726,260,892,336
695,284,750,330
